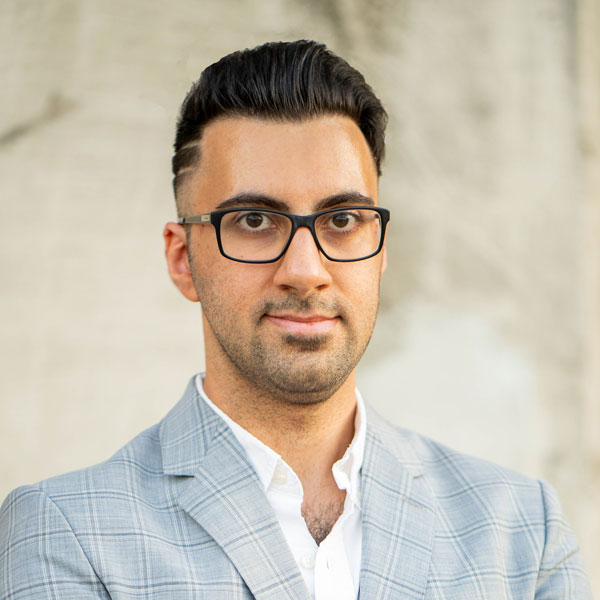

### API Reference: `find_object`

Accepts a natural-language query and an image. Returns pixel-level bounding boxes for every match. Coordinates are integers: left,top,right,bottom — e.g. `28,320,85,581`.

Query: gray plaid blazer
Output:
0,377,592,599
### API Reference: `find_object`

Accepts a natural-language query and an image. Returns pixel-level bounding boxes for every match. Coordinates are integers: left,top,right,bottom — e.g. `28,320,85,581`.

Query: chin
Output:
264,363,351,404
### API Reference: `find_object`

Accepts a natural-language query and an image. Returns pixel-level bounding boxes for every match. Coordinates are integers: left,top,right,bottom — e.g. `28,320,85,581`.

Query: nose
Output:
272,226,332,294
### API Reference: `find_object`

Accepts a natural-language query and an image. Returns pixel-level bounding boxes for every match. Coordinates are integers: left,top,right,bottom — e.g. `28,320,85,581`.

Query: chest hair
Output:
301,500,345,545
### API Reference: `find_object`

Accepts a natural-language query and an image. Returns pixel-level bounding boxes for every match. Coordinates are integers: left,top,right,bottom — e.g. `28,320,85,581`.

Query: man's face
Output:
167,115,385,403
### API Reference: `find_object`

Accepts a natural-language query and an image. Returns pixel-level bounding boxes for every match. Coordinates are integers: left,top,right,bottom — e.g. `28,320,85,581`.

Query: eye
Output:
243,213,266,229
329,212,357,229
233,211,276,232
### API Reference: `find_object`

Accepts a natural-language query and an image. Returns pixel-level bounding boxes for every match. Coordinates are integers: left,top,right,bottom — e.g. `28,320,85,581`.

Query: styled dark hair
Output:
172,40,387,209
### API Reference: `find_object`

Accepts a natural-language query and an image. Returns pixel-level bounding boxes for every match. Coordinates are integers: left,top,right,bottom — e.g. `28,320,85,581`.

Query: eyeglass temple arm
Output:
177,214,211,224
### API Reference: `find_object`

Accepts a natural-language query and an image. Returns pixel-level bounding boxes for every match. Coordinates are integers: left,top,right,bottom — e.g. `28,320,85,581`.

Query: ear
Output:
381,245,388,275
163,222,199,302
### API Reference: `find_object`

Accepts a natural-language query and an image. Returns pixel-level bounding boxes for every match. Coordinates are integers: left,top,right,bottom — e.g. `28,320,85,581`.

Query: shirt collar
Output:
332,388,366,508
194,374,366,507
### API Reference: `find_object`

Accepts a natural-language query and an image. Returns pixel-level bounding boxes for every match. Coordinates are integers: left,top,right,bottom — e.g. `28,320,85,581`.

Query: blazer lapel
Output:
359,409,436,599
160,378,310,600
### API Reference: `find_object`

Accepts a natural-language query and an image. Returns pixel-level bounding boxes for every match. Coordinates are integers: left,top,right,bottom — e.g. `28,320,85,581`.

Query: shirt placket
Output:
313,499,356,600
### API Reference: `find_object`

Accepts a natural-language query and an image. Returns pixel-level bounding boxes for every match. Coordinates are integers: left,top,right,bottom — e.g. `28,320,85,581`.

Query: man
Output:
0,40,592,599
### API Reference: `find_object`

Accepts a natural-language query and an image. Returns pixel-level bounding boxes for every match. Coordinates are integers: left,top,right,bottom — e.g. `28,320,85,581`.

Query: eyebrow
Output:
215,191,375,212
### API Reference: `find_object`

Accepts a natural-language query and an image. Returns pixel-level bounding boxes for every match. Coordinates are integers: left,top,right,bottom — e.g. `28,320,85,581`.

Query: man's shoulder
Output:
0,421,169,598
363,405,592,597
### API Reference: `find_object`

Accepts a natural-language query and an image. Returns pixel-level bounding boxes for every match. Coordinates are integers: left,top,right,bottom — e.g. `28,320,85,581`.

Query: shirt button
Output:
300,554,315,569
272,466,288,485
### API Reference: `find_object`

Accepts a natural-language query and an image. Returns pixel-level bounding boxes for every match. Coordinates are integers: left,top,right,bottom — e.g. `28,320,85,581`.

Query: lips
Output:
264,313,339,335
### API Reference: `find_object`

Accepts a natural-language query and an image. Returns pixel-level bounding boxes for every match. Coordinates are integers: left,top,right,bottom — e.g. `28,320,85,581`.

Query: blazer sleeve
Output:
534,480,593,599
0,485,110,599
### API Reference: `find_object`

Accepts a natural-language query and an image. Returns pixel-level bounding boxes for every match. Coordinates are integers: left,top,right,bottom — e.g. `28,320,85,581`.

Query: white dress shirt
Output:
195,375,365,600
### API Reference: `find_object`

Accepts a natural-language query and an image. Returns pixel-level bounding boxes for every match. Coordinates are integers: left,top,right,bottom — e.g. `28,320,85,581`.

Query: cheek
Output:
342,267,383,324
192,258,272,316
339,263,382,298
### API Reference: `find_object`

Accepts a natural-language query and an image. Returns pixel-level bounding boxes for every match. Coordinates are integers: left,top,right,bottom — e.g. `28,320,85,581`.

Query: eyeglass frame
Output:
177,205,391,264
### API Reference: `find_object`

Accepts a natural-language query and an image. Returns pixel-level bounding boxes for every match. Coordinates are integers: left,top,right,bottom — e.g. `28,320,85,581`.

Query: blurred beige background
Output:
1,0,599,593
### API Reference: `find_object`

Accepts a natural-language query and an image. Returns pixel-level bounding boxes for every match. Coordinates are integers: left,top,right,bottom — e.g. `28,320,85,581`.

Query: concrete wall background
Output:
1,0,598,592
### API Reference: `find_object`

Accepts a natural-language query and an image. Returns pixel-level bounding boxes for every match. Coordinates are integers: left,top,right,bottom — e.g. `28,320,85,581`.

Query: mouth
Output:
263,313,340,335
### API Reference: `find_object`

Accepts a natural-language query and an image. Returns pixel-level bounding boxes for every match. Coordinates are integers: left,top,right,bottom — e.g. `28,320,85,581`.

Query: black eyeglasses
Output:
178,206,390,263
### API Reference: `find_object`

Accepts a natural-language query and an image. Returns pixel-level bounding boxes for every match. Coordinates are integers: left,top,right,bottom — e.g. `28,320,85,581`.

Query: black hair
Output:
172,40,387,209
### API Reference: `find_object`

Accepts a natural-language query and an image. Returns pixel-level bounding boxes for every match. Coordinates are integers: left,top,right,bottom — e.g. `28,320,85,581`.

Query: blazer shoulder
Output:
366,406,557,535
365,408,593,596
1,421,164,533
0,483,109,598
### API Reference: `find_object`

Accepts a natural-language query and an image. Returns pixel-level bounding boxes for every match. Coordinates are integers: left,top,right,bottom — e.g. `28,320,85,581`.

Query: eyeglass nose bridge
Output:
277,212,327,259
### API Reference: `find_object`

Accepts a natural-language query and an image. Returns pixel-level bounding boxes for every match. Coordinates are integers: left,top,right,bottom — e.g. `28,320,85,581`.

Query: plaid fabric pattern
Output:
0,377,592,599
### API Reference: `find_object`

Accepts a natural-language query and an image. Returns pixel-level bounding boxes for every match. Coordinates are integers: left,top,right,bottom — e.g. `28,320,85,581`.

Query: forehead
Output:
183,115,378,212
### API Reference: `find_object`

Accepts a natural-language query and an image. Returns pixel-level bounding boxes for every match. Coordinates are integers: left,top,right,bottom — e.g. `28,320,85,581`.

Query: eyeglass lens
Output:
219,208,383,261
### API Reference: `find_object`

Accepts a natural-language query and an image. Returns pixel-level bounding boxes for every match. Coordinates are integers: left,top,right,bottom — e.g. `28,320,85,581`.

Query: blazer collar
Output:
359,406,436,599
159,377,311,600
159,377,224,476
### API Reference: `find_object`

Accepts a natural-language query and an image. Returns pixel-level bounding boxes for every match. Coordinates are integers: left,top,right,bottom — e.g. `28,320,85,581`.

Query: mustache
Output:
259,295,344,317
